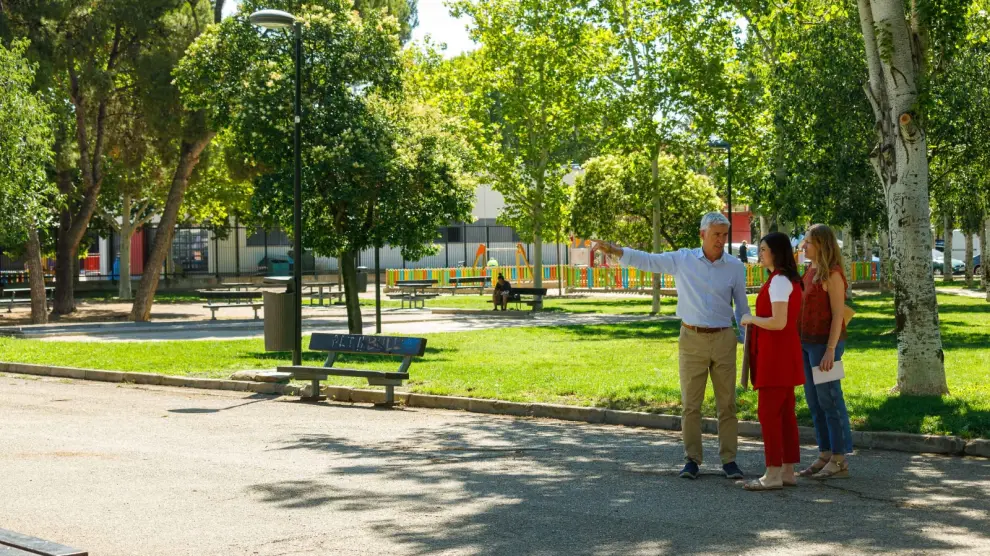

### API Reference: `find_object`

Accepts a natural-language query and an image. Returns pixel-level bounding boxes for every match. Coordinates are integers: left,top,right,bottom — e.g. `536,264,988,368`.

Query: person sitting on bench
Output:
493,274,511,311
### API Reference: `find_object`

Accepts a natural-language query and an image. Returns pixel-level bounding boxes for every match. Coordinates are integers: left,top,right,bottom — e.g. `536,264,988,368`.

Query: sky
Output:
224,0,476,58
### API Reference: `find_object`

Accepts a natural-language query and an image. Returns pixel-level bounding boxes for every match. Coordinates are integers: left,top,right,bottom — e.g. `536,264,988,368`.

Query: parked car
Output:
932,249,965,275
974,255,981,275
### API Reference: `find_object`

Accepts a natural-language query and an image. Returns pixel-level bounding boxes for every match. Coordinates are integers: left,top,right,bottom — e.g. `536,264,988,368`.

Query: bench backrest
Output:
396,279,438,286
0,527,87,556
309,333,427,357
509,287,548,295
452,277,488,283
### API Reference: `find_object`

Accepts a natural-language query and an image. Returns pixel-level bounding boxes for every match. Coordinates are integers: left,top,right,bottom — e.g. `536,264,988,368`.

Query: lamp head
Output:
708,139,731,149
249,9,297,29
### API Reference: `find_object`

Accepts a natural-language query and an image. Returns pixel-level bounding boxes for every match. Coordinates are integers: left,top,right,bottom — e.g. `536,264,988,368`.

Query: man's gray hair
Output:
699,212,730,231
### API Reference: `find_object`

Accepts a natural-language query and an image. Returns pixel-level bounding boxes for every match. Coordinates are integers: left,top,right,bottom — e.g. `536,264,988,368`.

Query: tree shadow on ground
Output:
250,413,990,555
854,394,990,439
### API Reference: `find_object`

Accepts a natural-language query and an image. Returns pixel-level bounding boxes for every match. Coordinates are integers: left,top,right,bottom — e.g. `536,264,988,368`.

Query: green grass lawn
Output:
2,293,988,438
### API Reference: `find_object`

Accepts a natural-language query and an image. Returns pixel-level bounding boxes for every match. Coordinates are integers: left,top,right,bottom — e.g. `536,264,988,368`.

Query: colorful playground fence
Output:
386,261,881,291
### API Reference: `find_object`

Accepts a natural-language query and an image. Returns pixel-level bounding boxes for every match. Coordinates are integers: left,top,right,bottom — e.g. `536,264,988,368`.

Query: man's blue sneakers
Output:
723,461,744,479
679,460,700,479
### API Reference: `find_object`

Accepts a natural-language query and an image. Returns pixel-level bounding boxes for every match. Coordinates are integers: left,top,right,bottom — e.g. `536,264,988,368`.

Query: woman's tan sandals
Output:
798,456,830,478
812,460,849,479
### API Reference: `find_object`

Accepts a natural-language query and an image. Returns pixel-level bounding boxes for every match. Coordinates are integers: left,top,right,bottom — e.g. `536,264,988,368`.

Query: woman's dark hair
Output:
760,232,802,286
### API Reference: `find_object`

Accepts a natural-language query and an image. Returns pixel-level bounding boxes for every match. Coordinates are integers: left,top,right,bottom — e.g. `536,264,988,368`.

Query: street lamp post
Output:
250,9,304,366
708,139,732,247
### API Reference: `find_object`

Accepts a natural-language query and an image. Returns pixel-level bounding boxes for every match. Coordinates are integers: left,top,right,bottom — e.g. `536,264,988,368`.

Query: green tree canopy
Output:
175,0,474,331
0,39,56,248
571,152,722,251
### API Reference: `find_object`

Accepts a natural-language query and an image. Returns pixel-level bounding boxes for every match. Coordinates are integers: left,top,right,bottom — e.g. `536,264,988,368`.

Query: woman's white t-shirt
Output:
768,274,793,302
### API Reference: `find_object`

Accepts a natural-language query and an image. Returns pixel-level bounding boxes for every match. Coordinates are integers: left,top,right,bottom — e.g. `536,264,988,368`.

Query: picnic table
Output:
302,281,344,306
0,286,55,313
217,282,258,291
389,279,439,309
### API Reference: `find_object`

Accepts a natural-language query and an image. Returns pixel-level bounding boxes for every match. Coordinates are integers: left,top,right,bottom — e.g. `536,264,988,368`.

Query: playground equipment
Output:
472,243,531,269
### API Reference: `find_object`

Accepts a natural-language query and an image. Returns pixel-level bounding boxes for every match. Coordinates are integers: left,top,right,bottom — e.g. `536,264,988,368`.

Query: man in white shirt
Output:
595,212,751,480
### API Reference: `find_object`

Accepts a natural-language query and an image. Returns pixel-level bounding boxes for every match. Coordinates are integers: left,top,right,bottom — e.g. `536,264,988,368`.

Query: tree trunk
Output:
54,77,109,316
651,196,662,315
650,150,662,314
131,135,215,321
879,227,892,290
841,224,855,296
758,213,770,241
118,194,133,300
860,230,872,263
24,223,48,325
943,212,954,282
53,229,80,316
340,248,362,334
858,0,946,395
964,233,974,287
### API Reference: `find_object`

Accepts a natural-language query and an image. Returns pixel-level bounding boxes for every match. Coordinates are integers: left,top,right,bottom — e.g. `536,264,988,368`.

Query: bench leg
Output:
253,307,260,320
301,379,327,402
375,385,395,408
210,308,218,320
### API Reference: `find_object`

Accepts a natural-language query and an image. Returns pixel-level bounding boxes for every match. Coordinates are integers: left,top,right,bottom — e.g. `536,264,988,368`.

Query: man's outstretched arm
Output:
591,240,678,276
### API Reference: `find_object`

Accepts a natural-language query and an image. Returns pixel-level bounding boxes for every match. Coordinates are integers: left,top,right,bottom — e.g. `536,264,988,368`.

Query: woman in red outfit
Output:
740,232,805,491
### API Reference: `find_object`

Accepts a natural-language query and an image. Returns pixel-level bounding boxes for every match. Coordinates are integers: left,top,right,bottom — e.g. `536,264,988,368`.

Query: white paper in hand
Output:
812,360,845,385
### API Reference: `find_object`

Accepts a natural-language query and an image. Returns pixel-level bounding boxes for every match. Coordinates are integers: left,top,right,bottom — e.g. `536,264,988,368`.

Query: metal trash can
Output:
263,279,296,352
355,266,369,293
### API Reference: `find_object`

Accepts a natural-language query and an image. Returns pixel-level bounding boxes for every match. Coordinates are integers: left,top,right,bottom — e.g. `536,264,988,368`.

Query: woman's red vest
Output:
749,271,805,389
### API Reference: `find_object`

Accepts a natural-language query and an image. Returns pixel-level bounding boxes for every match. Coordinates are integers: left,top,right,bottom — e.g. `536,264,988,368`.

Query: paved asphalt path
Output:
2,374,989,556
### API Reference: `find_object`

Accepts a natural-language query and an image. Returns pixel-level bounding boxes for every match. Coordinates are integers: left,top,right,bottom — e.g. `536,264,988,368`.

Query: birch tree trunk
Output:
118,194,133,300
964,233,974,287
857,0,947,395
861,230,872,263
943,213,954,282
650,150,662,315
532,202,544,289
24,223,48,325
842,224,855,296
879,227,892,290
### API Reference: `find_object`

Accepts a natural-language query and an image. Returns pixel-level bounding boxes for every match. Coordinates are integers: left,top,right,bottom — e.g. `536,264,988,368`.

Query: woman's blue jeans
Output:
801,341,853,455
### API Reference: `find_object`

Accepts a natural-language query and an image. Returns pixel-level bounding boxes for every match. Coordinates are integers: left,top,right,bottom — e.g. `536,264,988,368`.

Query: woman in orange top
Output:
741,232,805,491
797,224,853,479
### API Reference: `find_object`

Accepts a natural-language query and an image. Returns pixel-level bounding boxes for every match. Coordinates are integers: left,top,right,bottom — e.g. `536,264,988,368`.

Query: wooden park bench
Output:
0,528,87,556
448,276,490,294
278,332,427,407
508,287,548,311
198,289,264,320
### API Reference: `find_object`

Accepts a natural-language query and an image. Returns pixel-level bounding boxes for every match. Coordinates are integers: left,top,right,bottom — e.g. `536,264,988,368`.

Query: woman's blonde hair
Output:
806,224,844,285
